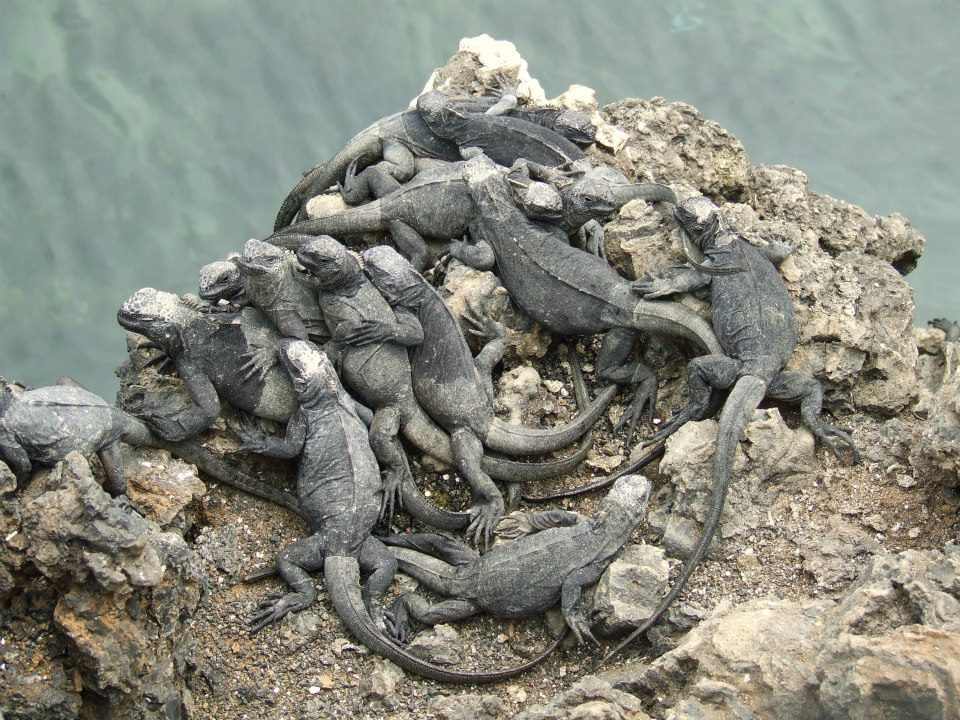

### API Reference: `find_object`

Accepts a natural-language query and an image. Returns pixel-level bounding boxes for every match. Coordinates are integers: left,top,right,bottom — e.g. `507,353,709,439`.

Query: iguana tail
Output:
267,200,387,249
273,131,385,231
324,555,566,683
627,299,724,355
484,384,616,456
151,438,301,514
609,182,677,207
599,375,767,665
401,404,592,483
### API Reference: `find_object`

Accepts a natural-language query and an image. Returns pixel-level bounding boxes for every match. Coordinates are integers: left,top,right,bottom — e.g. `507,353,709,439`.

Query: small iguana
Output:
449,152,723,443
270,158,672,272
0,378,300,512
273,81,596,230
237,339,562,683
382,474,652,649
233,239,327,342
294,237,598,537
361,244,617,546
601,195,860,663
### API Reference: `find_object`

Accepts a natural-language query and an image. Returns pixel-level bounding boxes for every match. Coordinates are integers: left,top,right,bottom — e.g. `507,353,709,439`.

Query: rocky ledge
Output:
2,35,957,720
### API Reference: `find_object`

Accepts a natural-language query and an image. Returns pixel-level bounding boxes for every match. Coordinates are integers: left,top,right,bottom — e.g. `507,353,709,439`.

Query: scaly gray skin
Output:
117,288,299,441
382,474,652,650
198,257,248,311
296,237,596,539
270,159,673,272
236,340,559,683
601,196,860,664
234,239,327,343
929,318,960,343
273,86,595,231
453,153,724,444
0,379,301,513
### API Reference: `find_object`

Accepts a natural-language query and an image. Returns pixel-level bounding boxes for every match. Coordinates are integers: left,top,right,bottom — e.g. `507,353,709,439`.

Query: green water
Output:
1,0,957,396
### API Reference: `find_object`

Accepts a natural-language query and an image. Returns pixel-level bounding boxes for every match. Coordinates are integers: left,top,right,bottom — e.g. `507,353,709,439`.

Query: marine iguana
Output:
269,158,672,271
929,318,960,343
117,288,300,440
197,257,247,310
273,83,595,231
0,379,301,512
233,239,327,343
448,152,723,444
601,196,860,663
238,339,562,683
382,474,652,650
294,237,599,537
360,244,617,546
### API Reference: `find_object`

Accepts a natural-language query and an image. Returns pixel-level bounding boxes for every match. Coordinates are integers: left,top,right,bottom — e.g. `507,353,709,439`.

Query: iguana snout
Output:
296,236,359,289
117,287,191,339
198,259,243,302
555,109,596,148
278,339,339,397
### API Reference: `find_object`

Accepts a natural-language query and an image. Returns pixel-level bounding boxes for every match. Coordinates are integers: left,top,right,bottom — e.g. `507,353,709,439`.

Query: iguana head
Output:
277,339,339,401
235,239,289,277
673,196,740,276
198,258,244,302
296,236,363,291
554,109,596,149
360,245,423,306
593,474,652,537
518,181,564,223
117,288,196,344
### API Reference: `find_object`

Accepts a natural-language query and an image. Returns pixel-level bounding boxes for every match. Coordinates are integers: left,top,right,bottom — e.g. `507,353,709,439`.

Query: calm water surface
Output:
1,0,957,396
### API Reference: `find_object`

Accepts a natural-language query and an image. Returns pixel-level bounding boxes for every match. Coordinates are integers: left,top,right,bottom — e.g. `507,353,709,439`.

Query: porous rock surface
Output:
3,35,958,720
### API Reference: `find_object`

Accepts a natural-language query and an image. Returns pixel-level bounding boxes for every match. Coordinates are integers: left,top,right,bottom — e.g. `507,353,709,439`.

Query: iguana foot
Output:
565,609,601,647
379,468,403,524
631,272,682,300
809,420,860,465
240,346,277,383
249,591,313,633
384,598,413,645
614,373,659,448
462,296,505,341
466,496,505,551
228,413,276,455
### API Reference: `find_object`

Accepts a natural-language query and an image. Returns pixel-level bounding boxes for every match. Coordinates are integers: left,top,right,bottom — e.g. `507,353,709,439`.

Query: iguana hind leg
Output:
450,428,505,549
388,220,430,272
766,371,860,463
358,537,399,609
595,327,657,445
646,354,741,446
250,535,325,632
381,532,479,567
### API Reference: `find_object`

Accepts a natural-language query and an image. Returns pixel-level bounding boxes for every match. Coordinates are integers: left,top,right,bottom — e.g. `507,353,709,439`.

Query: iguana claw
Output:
249,591,313,633
466,497,504,551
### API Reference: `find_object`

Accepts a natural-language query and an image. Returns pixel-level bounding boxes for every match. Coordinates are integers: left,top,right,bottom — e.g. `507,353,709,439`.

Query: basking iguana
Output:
447,152,723,443
273,83,595,231
382,474,652,649
360,244,617,546
269,158,672,272
601,196,860,664
233,239,327,342
0,379,300,512
294,237,598,537
237,339,563,683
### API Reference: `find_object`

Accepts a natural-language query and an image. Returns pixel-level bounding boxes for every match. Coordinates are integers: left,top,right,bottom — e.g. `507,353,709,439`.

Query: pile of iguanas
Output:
1,69,860,684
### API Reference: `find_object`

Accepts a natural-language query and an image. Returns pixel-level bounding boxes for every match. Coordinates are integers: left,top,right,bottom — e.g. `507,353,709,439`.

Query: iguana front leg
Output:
561,563,606,646
631,265,711,299
144,349,221,441
250,534,324,632
495,509,581,540
0,440,31,487
231,411,307,459
335,307,424,347
444,235,495,271
483,72,519,117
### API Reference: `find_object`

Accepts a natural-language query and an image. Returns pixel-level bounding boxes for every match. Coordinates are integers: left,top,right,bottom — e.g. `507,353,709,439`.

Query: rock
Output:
603,544,960,718
441,259,551,361
124,447,206,531
17,453,204,718
592,543,671,635
817,626,960,719
911,342,960,491
360,659,404,702
305,192,349,220
655,409,815,558
517,676,652,720
279,610,322,651
799,516,880,590
422,34,547,103
0,662,82,720
601,97,751,199
195,523,240,577
428,692,504,720
496,365,543,424
405,623,463,666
